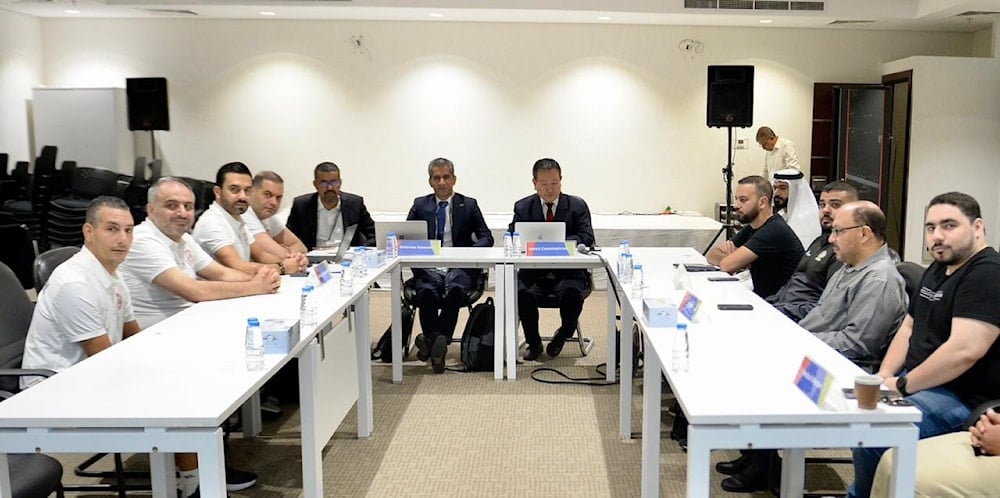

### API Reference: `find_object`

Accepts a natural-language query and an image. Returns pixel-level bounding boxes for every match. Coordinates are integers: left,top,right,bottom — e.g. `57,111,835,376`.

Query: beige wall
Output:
0,10,42,164
2,16,980,217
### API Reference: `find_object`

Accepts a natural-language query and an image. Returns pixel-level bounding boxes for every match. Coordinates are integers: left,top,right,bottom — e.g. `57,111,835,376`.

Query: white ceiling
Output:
1,0,999,33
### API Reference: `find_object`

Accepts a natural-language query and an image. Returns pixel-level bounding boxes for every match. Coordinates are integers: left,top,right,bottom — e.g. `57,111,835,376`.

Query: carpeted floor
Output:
51,289,853,497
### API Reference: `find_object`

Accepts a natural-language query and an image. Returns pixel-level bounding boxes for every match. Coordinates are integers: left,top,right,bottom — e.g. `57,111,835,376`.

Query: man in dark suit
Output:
509,158,595,361
408,158,494,373
286,162,376,250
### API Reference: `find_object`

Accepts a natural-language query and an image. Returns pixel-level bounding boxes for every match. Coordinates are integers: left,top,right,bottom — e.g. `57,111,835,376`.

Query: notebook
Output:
375,220,428,249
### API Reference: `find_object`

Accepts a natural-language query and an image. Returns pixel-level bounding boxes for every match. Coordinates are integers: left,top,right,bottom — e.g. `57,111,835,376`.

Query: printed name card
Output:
525,241,572,256
398,240,441,256
678,292,702,321
313,261,334,285
794,356,834,406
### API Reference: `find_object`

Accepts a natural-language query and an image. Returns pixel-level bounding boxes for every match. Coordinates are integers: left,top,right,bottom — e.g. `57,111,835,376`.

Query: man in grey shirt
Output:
799,201,908,362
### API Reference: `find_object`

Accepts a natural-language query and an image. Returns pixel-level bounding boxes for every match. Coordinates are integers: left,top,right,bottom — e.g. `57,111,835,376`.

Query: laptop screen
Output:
375,220,428,249
515,221,566,243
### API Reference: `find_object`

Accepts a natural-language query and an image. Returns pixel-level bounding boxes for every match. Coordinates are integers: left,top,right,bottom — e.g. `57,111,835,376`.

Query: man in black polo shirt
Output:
708,175,803,298
848,191,1000,498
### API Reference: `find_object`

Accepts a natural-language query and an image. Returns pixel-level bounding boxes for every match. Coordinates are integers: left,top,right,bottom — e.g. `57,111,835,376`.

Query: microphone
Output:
576,243,591,255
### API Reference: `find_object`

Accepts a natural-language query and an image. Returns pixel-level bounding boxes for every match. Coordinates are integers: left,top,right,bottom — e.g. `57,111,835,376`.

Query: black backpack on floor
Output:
372,302,415,363
459,297,495,371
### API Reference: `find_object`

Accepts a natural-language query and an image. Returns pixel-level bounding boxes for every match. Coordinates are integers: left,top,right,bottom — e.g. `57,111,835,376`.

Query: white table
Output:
388,247,507,381
0,265,388,498
607,247,922,498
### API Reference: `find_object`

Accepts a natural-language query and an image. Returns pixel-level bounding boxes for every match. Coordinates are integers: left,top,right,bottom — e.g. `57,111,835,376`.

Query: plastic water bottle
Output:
353,247,367,278
300,285,317,330
631,264,644,297
672,323,689,373
386,231,398,260
503,232,513,257
512,231,522,255
339,261,353,297
245,318,264,371
621,253,633,285
617,240,628,278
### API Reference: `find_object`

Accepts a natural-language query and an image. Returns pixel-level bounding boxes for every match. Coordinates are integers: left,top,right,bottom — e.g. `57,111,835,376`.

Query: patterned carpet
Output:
52,289,852,497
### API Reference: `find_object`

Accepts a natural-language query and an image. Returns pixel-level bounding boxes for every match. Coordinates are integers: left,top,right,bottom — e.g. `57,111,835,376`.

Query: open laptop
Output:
306,224,358,264
515,221,566,244
375,220,429,249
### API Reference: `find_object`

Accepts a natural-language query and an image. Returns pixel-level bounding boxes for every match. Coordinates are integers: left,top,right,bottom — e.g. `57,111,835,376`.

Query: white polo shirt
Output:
120,219,215,328
192,202,254,261
242,207,285,238
21,246,134,388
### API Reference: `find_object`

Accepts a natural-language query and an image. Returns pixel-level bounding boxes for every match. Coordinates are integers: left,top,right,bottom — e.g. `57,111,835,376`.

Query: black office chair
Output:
400,268,489,355
33,246,81,293
0,262,66,498
518,271,595,356
0,224,37,290
896,261,924,299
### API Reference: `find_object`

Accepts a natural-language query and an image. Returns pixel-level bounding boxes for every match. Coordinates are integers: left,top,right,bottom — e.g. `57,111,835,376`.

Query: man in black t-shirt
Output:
848,192,1000,498
707,175,803,298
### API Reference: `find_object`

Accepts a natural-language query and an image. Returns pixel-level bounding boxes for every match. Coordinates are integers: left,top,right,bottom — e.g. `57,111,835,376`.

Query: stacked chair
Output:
124,157,163,224
0,146,73,251
46,166,122,248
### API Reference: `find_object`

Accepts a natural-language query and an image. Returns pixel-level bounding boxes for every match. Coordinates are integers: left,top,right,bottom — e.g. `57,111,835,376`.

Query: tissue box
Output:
262,318,300,354
643,298,678,328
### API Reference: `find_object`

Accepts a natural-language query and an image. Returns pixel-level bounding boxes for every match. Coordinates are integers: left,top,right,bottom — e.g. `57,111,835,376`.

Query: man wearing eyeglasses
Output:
286,161,376,251
798,200,907,362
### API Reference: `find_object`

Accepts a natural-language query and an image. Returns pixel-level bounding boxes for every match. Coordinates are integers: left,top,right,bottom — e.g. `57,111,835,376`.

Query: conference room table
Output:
607,247,922,498
0,263,390,498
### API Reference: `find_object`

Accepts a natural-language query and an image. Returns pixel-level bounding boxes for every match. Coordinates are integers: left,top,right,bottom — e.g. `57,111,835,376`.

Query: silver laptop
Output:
306,224,357,265
375,220,428,249
515,221,566,243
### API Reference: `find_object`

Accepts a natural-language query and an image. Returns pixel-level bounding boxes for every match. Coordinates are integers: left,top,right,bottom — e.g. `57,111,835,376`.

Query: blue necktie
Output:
436,201,448,241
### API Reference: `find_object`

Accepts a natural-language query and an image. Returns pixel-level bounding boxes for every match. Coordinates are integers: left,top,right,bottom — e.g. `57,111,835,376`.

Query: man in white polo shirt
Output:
21,196,139,389
120,177,280,329
243,170,308,274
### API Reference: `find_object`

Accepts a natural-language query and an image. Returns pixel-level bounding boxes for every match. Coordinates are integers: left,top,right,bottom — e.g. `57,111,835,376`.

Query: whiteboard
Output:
32,87,134,173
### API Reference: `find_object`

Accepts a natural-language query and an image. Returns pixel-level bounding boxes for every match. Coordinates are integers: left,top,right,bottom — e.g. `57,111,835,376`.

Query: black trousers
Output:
412,268,474,343
517,269,586,347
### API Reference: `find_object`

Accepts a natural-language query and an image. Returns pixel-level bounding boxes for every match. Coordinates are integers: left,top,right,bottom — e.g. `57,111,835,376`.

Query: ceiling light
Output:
597,16,612,20
259,11,276,16
429,13,443,18
759,19,773,24
64,9,79,13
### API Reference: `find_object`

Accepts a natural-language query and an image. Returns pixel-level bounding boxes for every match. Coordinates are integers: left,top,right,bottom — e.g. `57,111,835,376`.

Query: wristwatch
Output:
896,375,909,397
276,261,286,275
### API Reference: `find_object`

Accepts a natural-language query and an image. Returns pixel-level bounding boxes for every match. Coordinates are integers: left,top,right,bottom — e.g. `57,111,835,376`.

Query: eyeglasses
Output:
830,225,866,237
318,180,341,189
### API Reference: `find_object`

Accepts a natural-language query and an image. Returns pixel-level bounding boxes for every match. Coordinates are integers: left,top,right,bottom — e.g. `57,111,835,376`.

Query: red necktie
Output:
545,202,555,222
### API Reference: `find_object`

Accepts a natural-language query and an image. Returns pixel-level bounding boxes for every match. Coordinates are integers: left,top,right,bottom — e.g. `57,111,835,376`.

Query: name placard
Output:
794,356,834,406
398,240,440,256
525,241,572,257
678,291,702,321
313,261,334,285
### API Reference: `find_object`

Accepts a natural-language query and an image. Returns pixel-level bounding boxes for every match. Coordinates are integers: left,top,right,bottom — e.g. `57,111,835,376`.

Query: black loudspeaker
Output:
707,65,754,128
126,77,170,131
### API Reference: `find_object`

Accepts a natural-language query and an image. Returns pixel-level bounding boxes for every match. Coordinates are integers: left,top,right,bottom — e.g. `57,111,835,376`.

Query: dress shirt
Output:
316,197,343,248
763,136,801,177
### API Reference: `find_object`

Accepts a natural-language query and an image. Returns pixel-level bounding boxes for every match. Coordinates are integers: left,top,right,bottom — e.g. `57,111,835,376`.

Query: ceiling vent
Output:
143,8,198,15
827,19,876,25
954,11,1000,17
685,1,824,12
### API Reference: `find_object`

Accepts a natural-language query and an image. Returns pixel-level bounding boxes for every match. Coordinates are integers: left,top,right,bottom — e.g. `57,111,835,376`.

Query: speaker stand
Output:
148,130,157,161
702,126,739,255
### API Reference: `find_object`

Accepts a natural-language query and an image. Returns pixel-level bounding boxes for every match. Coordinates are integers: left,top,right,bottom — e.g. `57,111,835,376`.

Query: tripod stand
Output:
701,126,739,255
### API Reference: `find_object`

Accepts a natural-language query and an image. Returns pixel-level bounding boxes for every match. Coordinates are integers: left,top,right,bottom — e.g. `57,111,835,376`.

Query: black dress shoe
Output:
719,452,769,493
414,334,430,362
430,335,447,374
546,337,566,357
715,453,752,475
524,343,543,361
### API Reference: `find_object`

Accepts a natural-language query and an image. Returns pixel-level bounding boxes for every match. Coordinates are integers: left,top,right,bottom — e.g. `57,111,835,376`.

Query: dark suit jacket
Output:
286,191,376,250
509,193,595,247
407,192,494,248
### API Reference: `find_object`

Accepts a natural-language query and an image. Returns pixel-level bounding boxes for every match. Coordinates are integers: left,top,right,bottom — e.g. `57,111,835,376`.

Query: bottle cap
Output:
634,264,643,269
342,260,351,267
677,323,687,330
247,318,259,325
302,285,314,292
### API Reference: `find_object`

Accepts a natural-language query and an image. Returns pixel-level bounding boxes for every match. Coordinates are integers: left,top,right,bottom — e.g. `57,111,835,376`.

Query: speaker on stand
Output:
703,65,754,254
126,77,170,163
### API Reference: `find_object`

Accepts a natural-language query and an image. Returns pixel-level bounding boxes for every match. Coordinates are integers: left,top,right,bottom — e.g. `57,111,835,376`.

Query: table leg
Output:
780,448,805,498
0,454,11,498
390,264,403,383
641,334,661,498
299,338,323,498
196,430,226,498
890,430,918,498
149,451,175,498
493,264,505,380
685,427,712,498
354,293,374,437
240,391,262,438
619,294,635,440
505,263,518,380
606,283,617,382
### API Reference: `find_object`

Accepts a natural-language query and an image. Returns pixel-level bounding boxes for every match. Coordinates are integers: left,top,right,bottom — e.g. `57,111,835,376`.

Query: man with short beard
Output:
286,161,376,251
766,181,859,321
847,191,1000,498
707,175,803,298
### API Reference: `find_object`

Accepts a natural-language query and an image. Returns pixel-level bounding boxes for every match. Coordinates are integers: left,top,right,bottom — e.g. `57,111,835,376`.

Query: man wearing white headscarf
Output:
772,168,819,249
